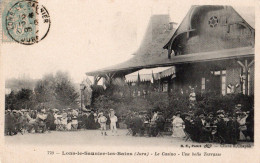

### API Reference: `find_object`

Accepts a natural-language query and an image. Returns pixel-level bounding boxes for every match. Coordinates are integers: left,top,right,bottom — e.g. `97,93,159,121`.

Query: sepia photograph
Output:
0,0,258,162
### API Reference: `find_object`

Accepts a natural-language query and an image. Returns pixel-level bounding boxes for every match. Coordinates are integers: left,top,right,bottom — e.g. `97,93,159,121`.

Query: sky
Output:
1,0,254,83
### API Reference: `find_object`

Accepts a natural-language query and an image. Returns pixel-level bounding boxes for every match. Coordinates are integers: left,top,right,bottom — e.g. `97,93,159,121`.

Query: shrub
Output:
168,92,190,117
196,93,254,113
92,85,254,118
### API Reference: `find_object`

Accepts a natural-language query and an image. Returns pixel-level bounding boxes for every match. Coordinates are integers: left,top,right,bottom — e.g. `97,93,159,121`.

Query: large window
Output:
221,70,226,95
221,75,226,95
209,70,226,95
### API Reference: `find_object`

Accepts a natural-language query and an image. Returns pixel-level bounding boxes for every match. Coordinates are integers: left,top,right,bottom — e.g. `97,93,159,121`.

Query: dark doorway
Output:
208,72,221,95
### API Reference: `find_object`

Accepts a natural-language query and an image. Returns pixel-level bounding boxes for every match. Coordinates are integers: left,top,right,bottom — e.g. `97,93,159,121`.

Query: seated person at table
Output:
226,113,239,144
131,113,143,136
156,112,165,135
183,113,195,140
143,114,150,136
71,109,79,131
35,108,48,133
60,112,68,131
204,112,215,141
193,112,211,142
172,111,185,138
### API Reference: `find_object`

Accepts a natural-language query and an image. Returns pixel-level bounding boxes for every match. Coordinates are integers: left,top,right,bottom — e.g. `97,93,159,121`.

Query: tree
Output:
5,89,36,110
55,80,79,109
34,71,79,110
5,91,17,110
34,80,55,103
16,88,34,109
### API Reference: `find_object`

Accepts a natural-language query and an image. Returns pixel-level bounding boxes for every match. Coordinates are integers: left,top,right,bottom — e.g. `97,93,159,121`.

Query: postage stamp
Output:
2,0,50,45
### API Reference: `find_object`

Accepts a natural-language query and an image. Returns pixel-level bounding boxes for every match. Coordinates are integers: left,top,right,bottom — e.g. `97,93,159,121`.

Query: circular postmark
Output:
5,0,50,45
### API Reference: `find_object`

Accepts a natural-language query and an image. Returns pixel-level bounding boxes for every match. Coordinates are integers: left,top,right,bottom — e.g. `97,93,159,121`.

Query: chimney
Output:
169,22,177,30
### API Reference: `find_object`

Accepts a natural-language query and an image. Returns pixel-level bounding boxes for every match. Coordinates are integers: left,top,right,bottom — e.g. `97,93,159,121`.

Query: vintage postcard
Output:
0,0,259,162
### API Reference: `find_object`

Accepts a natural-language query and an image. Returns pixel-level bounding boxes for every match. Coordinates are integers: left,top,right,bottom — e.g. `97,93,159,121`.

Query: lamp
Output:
80,83,85,111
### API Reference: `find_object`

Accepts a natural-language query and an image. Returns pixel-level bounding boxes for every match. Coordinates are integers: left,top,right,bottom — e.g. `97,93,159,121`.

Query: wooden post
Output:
168,47,172,59
93,75,98,85
94,75,101,85
237,59,254,95
244,60,248,95
105,73,115,85
240,68,243,93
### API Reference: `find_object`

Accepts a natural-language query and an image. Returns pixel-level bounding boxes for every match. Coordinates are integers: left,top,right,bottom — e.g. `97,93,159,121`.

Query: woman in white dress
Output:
172,112,186,138
237,112,249,141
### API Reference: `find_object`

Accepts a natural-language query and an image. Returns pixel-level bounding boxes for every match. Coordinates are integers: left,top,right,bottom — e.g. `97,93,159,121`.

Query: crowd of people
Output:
5,104,254,144
178,106,254,144
4,107,118,136
124,104,254,144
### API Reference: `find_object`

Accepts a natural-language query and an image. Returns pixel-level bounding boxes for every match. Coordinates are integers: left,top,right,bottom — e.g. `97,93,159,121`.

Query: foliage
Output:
5,91,17,109
90,85,105,107
55,80,79,108
5,89,36,110
168,92,190,117
92,85,254,118
5,71,80,111
196,93,254,113
34,71,79,110
92,95,116,112
34,78,55,103
147,92,170,117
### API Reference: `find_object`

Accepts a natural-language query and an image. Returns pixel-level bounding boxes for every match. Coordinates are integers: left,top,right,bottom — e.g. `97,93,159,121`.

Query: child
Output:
71,109,78,131
54,112,62,131
66,110,72,131
61,112,68,131
109,109,118,136
98,112,107,136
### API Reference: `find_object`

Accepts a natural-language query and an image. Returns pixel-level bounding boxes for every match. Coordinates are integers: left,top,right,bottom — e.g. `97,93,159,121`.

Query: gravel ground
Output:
4,129,253,147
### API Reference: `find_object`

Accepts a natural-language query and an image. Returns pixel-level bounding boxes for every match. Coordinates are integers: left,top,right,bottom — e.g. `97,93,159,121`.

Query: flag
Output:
151,70,154,83
137,72,141,86
103,84,107,90
171,74,176,79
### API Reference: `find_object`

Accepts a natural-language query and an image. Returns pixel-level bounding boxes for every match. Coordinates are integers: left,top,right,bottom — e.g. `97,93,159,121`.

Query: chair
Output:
126,128,133,136
184,130,192,142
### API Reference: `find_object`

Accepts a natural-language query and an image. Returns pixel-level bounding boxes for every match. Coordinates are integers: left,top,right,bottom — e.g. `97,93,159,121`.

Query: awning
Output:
125,66,176,83
86,46,254,76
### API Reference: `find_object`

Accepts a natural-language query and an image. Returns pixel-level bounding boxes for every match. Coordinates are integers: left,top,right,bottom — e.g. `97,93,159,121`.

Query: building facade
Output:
86,5,254,97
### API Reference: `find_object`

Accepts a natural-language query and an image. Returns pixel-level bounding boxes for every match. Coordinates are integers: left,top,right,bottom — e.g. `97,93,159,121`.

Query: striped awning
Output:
125,66,176,83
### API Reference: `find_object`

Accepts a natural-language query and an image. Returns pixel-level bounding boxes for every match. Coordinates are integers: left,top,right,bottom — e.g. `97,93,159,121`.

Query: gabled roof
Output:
86,5,255,77
233,6,255,29
86,22,175,76
164,5,255,49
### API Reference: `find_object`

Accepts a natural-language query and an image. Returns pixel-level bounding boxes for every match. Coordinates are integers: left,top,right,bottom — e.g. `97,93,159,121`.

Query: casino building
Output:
85,5,255,97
